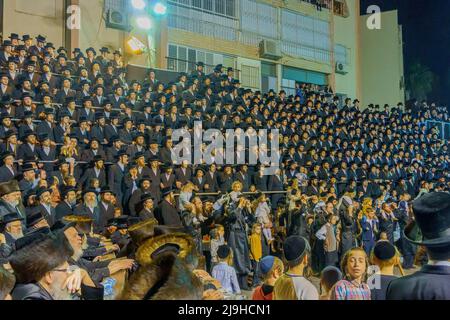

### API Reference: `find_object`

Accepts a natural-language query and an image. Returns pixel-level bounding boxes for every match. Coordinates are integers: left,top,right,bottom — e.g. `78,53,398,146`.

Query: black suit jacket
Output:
386,265,450,300
55,201,74,222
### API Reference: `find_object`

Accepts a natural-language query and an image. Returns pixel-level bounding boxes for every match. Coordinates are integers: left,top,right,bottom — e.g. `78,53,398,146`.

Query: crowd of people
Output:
0,33,449,301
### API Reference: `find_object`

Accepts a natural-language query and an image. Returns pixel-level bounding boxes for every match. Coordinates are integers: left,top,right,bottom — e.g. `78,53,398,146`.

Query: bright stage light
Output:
136,16,152,30
131,0,146,10
127,36,147,53
153,2,167,15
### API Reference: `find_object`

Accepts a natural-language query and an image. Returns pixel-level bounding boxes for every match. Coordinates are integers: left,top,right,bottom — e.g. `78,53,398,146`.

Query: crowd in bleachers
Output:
0,33,449,301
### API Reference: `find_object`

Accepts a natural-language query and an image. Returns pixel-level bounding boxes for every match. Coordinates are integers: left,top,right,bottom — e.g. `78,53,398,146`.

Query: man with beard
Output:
0,212,24,246
10,233,74,300
62,222,134,288
98,187,115,231
138,194,155,220
74,189,102,233
0,151,18,183
108,150,129,206
17,130,38,161
0,180,26,225
81,139,106,163
128,177,151,217
155,187,182,227
126,133,149,160
55,187,77,222
79,155,107,189
35,187,56,227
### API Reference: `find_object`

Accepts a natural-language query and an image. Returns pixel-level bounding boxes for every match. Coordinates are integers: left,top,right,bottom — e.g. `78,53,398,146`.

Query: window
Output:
335,44,349,65
168,44,231,74
168,0,237,18
241,65,260,90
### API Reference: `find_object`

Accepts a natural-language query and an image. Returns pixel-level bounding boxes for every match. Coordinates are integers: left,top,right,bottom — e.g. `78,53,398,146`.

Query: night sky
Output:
360,0,450,104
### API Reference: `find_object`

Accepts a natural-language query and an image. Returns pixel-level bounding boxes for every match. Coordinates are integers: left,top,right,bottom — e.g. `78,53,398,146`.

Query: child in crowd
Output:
370,241,402,300
331,247,371,300
252,256,284,300
210,225,225,267
315,214,339,267
319,266,343,300
212,245,241,295
253,192,274,244
249,223,263,287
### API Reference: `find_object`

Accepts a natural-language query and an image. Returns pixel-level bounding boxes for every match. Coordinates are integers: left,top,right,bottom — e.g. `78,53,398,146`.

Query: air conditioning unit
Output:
259,40,282,60
335,61,348,74
106,8,131,31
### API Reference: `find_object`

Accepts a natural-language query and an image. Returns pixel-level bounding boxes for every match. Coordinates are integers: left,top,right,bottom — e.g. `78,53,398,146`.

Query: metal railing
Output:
426,120,450,140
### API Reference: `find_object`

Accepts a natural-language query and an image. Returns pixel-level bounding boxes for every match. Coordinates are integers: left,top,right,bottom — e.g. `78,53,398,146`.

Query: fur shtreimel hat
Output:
128,218,159,247
119,252,203,300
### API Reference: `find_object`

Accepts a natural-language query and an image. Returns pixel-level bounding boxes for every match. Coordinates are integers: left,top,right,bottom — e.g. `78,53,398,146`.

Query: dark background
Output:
360,0,450,105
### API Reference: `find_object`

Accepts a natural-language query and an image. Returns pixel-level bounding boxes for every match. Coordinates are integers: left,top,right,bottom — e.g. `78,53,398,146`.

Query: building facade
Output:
0,0,405,106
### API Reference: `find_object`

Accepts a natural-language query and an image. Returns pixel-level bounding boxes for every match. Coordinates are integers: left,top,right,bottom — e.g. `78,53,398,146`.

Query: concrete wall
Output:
78,0,155,67
360,10,405,107
2,0,65,47
334,0,360,99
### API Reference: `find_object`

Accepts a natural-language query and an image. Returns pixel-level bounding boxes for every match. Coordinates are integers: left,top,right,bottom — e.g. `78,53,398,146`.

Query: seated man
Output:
10,231,74,300
58,220,135,290
0,212,24,247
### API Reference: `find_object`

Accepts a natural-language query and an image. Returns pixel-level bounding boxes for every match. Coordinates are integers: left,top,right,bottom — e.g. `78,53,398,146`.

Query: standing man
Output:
386,192,450,300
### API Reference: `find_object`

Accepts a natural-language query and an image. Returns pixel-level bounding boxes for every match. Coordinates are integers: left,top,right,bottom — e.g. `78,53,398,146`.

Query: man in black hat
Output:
175,159,193,186
386,192,450,300
35,187,56,227
0,212,24,246
191,62,205,81
90,112,108,145
155,187,182,227
73,117,91,148
79,96,95,124
0,180,26,225
55,186,77,222
0,73,14,98
96,47,110,69
104,113,121,143
108,150,129,206
79,155,106,189
29,35,46,57
10,232,74,300
74,189,102,232
55,77,76,104
138,194,155,221
36,109,56,142
0,41,13,66
18,163,39,195
98,187,115,230
128,177,152,217
81,139,106,163
0,151,17,183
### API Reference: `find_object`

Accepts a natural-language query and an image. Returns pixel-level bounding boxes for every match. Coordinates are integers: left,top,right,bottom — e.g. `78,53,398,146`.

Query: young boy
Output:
210,225,225,267
249,224,263,287
212,245,241,295
252,255,284,300
319,266,343,300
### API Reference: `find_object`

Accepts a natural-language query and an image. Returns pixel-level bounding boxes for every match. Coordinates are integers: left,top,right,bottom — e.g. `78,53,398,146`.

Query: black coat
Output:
55,200,74,222
157,199,182,227
386,265,450,300
12,284,53,300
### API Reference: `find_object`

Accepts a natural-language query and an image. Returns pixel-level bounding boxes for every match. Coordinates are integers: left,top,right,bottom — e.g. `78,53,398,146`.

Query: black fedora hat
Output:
1,212,24,226
404,192,450,247
0,95,14,106
161,187,173,198
139,193,154,204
